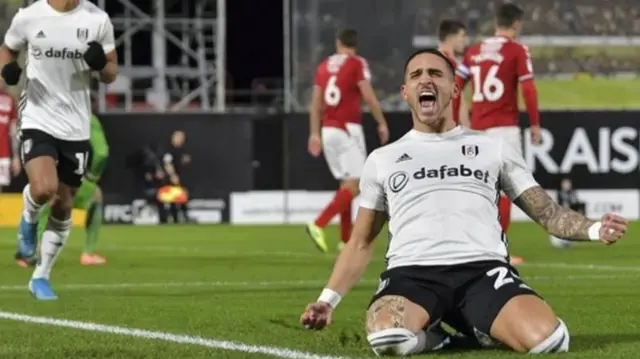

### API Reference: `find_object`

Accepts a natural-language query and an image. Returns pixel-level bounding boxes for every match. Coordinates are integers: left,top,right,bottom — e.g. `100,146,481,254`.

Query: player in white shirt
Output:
300,49,628,355
0,0,117,300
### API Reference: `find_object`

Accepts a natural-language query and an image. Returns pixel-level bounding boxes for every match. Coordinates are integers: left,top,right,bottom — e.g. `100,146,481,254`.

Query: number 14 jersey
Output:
314,53,371,129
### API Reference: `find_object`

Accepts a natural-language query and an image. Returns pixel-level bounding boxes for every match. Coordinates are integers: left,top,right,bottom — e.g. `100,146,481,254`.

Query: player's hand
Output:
530,126,542,145
1,61,22,86
10,156,20,177
83,41,107,71
377,123,389,145
170,174,180,185
300,301,333,330
308,134,322,157
598,214,628,245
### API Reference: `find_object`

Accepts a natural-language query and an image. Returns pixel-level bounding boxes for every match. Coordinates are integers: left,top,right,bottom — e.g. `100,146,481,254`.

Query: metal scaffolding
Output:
94,0,226,113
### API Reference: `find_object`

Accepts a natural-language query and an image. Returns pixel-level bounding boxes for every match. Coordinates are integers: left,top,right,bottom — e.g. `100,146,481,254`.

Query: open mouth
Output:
419,90,437,112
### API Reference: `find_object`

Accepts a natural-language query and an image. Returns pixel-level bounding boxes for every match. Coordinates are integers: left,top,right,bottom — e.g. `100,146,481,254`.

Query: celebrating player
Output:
455,3,541,266
2,0,117,300
16,113,110,268
0,84,20,191
306,28,389,252
437,19,470,127
300,49,628,355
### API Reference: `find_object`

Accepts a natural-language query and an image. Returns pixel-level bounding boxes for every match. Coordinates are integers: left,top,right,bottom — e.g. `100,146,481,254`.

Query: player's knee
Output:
527,318,570,354
29,178,58,203
94,186,103,203
367,328,426,356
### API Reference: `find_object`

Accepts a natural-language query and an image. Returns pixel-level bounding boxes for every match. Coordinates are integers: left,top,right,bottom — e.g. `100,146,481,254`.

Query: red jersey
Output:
440,50,460,124
456,36,536,130
0,91,16,158
314,53,371,129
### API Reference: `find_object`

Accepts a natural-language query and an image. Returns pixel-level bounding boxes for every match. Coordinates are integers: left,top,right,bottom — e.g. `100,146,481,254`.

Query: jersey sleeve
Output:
455,51,471,82
4,9,27,51
515,43,534,82
98,15,116,53
499,139,539,200
354,57,372,83
359,152,386,211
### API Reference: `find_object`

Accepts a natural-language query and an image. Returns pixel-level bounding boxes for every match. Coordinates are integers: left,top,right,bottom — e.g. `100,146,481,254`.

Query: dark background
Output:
102,1,284,103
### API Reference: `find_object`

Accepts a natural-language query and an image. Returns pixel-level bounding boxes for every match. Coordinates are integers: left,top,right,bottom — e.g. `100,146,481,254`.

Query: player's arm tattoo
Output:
514,186,596,240
366,295,406,333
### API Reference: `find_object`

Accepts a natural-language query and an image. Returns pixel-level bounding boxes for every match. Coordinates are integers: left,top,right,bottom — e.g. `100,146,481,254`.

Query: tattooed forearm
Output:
513,186,596,240
366,295,406,333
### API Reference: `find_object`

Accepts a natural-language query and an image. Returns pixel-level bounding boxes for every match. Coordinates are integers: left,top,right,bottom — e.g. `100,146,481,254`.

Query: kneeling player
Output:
300,49,628,355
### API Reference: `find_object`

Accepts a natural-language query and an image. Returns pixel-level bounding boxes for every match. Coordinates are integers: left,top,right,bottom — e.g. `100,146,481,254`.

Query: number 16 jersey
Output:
314,53,371,130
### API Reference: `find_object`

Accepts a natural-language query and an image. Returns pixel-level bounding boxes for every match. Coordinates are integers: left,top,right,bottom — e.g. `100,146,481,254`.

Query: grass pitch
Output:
0,223,639,358
533,78,640,110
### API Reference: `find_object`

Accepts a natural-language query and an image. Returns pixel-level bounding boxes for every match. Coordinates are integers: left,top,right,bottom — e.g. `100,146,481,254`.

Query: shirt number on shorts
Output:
470,65,504,102
74,152,89,175
324,75,341,106
486,266,519,290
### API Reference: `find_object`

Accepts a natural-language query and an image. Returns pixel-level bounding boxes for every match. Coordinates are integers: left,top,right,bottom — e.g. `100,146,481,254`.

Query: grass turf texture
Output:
0,223,639,358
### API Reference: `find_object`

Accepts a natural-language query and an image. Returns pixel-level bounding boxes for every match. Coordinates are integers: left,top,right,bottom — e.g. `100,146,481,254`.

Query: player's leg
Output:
16,130,60,261
74,180,106,265
365,266,449,356
306,128,363,252
0,157,10,193
29,139,89,300
461,261,569,353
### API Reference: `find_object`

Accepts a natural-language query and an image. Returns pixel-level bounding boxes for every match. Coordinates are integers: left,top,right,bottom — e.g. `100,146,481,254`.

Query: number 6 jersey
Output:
314,53,371,130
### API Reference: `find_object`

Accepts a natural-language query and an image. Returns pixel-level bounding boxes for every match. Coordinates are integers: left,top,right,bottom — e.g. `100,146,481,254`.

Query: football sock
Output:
32,216,71,280
368,328,428,355
84,201,102,254
22,184,44,223
314,187,353,228
499,195,511,233
339,202,352,243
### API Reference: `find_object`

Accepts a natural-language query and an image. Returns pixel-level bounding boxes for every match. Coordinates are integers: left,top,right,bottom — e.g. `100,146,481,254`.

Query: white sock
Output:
22,184,44,223
32,216,71,280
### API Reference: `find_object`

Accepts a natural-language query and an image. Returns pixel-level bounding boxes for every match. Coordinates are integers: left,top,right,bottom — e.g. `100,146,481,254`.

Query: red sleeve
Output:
515,44,534,83
454,50,471,86
515,44,539,126
354,57,372,84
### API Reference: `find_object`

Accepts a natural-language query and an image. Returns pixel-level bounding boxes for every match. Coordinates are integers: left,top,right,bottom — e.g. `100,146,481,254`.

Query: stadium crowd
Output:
292,0,640,108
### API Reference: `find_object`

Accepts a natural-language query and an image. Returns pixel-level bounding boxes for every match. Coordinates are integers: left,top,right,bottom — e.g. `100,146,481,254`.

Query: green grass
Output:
1,223,640,358
533,78,640,110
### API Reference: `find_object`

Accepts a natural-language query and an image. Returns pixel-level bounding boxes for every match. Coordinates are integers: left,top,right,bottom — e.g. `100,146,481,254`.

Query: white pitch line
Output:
1,274,638,292
0,311,351,359
522,262,640,272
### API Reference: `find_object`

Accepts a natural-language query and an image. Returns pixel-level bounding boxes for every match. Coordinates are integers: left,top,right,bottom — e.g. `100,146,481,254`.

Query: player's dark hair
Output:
337,28,358,49
404,48,455,77
438,19,466,42
496,3,524,28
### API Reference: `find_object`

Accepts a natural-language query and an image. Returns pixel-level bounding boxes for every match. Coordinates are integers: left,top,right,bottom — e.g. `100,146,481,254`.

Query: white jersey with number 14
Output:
358,126,538,268
3,0,115,141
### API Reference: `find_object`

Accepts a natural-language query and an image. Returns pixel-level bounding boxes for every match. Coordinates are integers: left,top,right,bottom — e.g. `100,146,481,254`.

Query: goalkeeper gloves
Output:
83,41,107,71
1,61,21,86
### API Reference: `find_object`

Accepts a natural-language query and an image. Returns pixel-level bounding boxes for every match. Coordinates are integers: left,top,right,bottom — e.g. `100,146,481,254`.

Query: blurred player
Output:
16,113,110,268
0,85,20,191
455,3,541,266
437,19,470,127
306,28,389,252
2,0,117,299
300,48,628,355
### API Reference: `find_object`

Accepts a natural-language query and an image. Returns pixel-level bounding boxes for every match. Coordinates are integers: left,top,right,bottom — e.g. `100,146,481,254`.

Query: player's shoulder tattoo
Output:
514,186,594,240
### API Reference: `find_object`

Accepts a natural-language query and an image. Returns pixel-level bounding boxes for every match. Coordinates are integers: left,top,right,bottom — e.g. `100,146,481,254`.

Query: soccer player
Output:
16,113,110,268
306,28,389,252
437,19,470,127
455,3,541,266
300,49,628,355
2,0,117,300
0,84,20,191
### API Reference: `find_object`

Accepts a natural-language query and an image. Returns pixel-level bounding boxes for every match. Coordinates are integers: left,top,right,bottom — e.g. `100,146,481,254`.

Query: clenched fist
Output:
598,213,628,245
300,302,333,330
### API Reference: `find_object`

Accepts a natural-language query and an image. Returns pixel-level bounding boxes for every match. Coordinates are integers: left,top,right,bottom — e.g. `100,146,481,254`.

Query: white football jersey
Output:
359,126,538,268
4,0,115,141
